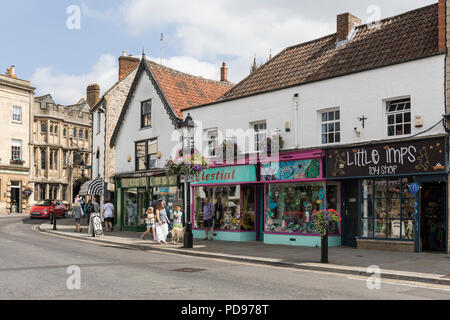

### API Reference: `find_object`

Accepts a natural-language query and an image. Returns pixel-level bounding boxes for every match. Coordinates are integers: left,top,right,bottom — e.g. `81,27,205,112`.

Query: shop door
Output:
342,181,359,247
10,181,21,213
420,182,447,252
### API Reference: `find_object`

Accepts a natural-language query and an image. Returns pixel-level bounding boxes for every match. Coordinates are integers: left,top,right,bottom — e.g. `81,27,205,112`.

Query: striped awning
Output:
87,178,104,196
79,178,104,196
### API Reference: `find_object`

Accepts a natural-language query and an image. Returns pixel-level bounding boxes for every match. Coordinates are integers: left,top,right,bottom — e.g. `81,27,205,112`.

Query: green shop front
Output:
115,174,181,232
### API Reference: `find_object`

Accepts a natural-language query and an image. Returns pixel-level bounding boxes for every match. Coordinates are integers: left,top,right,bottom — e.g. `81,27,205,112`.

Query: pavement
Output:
36,216,450,286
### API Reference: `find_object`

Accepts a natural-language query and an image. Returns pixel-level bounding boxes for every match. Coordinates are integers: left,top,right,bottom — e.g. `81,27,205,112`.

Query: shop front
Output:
191,149,342,247
115,174,181,232
191,164,258,242
326,136,448,253
261,150,342,247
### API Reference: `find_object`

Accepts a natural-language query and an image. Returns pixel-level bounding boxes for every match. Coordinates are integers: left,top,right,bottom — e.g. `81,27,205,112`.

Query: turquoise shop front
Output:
191,150,342,247
191,164,259,242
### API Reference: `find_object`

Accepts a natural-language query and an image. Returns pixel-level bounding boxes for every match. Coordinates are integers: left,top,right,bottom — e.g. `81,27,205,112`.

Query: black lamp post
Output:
179,113,195,248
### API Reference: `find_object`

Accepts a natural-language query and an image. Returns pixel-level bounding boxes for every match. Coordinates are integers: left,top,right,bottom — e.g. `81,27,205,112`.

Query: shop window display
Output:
265,182,326,234
361,178,415,240
194,186,243,231
124,188,138,226
326,184,340,234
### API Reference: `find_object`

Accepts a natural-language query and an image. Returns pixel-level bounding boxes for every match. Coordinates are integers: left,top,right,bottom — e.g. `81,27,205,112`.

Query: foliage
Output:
166,149,209,176
311,209,341,237
265,133,284,155
23,186,33,197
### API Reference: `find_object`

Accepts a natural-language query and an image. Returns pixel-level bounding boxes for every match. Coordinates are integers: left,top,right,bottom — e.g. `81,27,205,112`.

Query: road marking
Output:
34,224,450,290
347,276,450,292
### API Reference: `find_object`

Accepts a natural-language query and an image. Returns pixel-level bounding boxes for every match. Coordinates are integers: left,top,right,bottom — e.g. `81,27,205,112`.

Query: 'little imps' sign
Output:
326,137,446,178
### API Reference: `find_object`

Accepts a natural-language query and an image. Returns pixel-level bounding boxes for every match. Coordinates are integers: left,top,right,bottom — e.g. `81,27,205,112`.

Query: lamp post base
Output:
321,234,328,264
184,223,194,248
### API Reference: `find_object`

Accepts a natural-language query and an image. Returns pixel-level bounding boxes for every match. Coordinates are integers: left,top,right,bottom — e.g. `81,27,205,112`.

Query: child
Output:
173,204,183,229
142,206,156,240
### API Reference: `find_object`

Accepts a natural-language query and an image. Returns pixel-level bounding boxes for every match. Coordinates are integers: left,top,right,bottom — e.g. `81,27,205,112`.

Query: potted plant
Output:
23,186,33,197
166,149,209,177
311,209,341,263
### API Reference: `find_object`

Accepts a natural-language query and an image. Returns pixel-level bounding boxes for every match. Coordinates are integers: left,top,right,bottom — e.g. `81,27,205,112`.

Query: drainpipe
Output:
293,93,300,149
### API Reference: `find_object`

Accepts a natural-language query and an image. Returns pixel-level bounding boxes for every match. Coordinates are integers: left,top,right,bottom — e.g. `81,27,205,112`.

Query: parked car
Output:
29,200,68,219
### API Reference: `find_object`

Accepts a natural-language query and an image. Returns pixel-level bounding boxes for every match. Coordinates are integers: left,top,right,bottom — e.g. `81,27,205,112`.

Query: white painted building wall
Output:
185,55,445,153
114,72,180,174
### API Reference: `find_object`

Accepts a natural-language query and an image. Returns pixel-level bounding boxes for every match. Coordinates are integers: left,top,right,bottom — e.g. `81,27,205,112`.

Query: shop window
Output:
265,182,325,234
321,109,340,144
194,185,249,231
386,98,411,136
360,178,415,240
141,99,152,128
124,188,138,226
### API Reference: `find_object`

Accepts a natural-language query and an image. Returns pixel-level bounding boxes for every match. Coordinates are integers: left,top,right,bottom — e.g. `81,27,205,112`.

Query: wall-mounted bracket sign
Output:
326,137,446,178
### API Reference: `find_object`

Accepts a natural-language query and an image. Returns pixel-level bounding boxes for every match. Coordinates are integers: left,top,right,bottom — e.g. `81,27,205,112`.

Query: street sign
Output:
180,175,195,183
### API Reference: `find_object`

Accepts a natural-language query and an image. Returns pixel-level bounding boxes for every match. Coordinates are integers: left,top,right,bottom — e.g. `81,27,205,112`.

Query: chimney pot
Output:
337,12,361,42
220,62,228,82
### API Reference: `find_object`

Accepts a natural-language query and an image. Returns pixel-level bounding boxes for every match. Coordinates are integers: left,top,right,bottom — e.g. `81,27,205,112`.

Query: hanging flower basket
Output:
166,149,209,177
23,186,33,197
311,209,341,237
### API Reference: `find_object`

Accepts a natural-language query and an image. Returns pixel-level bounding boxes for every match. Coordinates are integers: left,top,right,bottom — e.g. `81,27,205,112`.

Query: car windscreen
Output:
36,200,52,206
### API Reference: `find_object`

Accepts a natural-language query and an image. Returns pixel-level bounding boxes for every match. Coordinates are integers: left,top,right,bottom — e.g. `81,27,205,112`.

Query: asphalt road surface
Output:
0,216,449,300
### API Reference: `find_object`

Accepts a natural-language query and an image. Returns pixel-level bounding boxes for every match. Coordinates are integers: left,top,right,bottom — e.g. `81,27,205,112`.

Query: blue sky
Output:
0,0,437,105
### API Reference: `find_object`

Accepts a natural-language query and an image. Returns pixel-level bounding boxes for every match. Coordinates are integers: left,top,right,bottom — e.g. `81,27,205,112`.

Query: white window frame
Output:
386,98,412,137
320,108,340,145
251,121,267,152
12,106,22,123
204,128,219,157
11,139,22,161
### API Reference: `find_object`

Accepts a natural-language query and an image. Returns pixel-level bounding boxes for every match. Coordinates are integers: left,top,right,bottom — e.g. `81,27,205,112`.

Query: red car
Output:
29,200,68,219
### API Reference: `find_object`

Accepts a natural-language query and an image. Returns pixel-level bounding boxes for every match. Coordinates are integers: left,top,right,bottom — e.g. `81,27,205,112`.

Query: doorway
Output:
420,182,446,252
342,180,359,247
10,181,21,213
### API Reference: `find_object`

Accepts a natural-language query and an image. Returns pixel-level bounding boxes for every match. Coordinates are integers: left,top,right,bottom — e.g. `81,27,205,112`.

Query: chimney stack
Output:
337,13,361,42
220,62,228,82
119,51,140,81
86,84,100,108
438,0,445,52
5,65,17,78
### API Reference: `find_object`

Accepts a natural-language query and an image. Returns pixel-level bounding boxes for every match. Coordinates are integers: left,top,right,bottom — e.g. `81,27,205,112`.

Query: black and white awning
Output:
87,178,104,196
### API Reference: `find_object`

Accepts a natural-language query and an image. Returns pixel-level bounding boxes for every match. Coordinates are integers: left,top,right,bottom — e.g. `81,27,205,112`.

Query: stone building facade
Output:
29,94,92,206
0,67,34,214
91,52,139,208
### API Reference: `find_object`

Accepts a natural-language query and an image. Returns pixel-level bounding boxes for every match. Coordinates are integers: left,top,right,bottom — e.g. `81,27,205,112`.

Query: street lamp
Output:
179,113,195,248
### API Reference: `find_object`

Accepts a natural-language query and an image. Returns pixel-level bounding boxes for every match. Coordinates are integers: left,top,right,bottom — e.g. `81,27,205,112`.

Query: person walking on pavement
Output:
103,199,114,232
88,196,101,236
203,197,214,240
155,201,169,244
141,206,156,241
151,195,159,211
73,195,83,233
86,200,94,223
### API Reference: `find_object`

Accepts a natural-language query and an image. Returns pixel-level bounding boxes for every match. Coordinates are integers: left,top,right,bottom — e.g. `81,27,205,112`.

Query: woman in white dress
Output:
155,201,169,244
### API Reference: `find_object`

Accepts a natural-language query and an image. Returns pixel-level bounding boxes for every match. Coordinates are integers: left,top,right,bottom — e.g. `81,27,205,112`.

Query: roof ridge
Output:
145,59,233,87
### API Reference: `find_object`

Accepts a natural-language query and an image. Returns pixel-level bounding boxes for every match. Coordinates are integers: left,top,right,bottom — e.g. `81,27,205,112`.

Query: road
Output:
0,216,449,300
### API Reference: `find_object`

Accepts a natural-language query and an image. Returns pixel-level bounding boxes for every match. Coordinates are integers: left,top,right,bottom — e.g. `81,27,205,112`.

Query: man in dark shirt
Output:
151,195,159,212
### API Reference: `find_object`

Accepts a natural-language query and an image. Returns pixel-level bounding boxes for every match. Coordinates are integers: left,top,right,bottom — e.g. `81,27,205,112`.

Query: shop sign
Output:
326,137,446,178
261,159,321,181
150,176,177,187
120,177,147,188
192,165,256,185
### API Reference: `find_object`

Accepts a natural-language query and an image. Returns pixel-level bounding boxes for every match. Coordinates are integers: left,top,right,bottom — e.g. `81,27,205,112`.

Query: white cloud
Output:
31,54,117,105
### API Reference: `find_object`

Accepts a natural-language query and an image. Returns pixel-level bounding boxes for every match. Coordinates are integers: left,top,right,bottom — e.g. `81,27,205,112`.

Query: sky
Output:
0,0,437,105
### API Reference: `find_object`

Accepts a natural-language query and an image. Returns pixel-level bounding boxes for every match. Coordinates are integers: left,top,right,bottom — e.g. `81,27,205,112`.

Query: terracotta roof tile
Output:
146,60,233,118
218,4,442,103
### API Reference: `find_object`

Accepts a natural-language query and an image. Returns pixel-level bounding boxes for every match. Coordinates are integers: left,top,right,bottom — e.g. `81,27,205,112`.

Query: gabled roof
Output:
35,94,52,101
110,56,233,147
146,60,233,118
195,3,442,106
